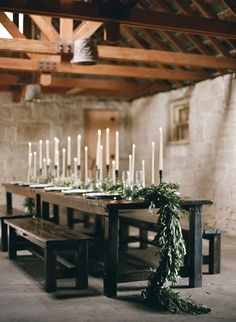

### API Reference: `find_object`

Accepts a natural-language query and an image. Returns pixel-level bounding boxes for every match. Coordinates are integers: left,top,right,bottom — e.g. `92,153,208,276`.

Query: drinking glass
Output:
135,170,143,190
122,170,133,200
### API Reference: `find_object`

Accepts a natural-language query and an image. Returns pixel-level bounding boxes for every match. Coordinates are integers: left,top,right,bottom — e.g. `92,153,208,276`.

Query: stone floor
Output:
0,235,235,322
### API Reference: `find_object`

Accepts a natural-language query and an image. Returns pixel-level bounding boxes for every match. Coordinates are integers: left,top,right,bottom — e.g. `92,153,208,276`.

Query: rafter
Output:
221,0,236,17
60,18,73,42
1,39,236,70
0,12,59,61
1,1,236,38
0,57,208,81
73,21,102,40
30,15,60,41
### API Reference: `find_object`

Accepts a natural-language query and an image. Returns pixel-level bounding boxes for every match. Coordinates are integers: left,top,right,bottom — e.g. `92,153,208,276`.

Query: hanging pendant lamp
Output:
71,37,98,65
24,84,42,102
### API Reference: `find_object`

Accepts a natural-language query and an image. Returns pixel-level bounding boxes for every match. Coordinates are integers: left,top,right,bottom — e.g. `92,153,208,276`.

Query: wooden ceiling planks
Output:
0,0,235,99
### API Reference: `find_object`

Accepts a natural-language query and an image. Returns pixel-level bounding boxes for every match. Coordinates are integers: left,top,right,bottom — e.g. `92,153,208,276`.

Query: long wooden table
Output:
2,183,213,298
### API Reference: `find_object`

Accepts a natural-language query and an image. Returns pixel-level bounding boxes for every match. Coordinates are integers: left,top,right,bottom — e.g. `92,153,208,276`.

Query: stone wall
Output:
0,93,130,206
130,73,236,235
1,73,236,234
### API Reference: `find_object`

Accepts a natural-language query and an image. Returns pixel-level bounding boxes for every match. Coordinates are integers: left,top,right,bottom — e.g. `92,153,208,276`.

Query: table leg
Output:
44,243,56,292
104,208,119,298
42,201,50,220
53,205,59,224
35,193,41,217
67,208,74,229
8,226,17,260
189,205,202,288
6,192,12,212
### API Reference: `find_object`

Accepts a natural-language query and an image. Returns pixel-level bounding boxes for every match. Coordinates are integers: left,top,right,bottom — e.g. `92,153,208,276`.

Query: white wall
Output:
130,74,236,234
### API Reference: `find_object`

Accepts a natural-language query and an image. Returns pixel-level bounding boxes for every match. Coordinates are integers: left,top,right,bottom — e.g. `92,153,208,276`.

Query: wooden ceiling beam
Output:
0,12,58,61
221,0,236,17
98,46,236,69
60,18,73,43
73,21,102,40
0,57,208,80
190,0,232,56
30,15,60,41
1,39,236,70
0,72,152,92
0,1,236,38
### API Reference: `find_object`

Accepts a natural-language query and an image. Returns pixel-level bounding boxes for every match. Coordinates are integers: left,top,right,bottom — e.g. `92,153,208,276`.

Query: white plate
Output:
62,189,94,195
30,183,54,189
44,186,72,191
85,192,121,199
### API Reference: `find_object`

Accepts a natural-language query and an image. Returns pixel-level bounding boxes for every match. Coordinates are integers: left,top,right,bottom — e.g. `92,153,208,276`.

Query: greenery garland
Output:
137,182,211,314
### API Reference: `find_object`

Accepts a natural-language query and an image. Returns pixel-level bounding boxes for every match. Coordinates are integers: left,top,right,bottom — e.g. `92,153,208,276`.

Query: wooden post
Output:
44,243,56,292
8,226,17,260
188,205,203,287
53,204,59,224
6,192,12,211
75,241,88,289
67,207,74,229
104,207,119,298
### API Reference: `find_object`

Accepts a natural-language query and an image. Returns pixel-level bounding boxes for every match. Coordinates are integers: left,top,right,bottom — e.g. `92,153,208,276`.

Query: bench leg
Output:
67,208,74,229
140,229,148,249
53,205,59,224
75,241,88,289
44,244,56,292
208,234,221,274
8,226,17,260
1,220,8,252
119,220,129,251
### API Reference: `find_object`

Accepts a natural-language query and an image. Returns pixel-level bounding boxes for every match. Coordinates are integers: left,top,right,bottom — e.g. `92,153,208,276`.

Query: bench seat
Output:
0,204,32,251
4,217,91,292
119,210,225,275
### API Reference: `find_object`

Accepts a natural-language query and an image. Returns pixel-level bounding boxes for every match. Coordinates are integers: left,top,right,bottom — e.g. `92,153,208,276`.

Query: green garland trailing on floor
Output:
136,182,211,314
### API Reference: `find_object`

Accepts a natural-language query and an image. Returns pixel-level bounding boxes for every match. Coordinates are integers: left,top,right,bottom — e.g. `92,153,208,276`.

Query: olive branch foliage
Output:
136,182,211,314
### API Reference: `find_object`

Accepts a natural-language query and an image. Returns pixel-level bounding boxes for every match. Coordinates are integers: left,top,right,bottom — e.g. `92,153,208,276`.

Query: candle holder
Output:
67,165,71,177
39,169,42,177
106,165,110,178
47,165,50,181
54,165,58,179
115,170,119,183
77,165,81,182
96,168,101,190
159,170,163,185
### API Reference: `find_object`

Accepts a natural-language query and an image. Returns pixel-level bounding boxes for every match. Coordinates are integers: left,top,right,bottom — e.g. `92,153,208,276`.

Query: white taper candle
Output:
142,160,145,187
77,135,81,166
115,131,119,171
46,140,50,166
67,136,71,167
106,128,110,166
96,129,101,169
33,151,37,178
159,127,163,171
84,146,88,184
28,142,31,167
74,157,77,178
112,160,116,183
39,140,43,170
151,142,155,184
131,144,135,184
100,145,103,181
62,148,66,178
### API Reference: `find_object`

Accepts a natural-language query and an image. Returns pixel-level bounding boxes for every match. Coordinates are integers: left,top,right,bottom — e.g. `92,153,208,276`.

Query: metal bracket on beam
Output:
56,42,73,54
38,61,57,72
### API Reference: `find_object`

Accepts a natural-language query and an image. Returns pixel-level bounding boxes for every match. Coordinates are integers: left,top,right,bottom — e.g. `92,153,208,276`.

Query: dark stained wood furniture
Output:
0,204,32,251
119,206,223,275
3,183,213,297
4,217,90,292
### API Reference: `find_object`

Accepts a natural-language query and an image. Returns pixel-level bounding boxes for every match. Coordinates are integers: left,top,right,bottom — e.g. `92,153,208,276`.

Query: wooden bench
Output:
119,210,225,275
4,217,91,292
0,204,32,252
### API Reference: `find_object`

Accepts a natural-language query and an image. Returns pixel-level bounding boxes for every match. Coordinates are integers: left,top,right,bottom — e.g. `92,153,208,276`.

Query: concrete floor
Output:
0,235,236,322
